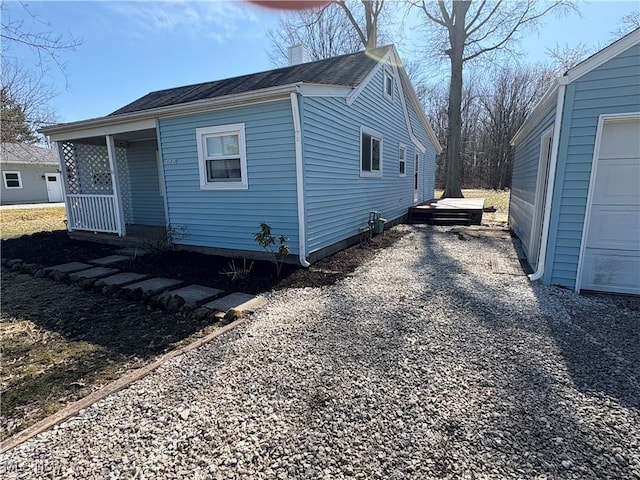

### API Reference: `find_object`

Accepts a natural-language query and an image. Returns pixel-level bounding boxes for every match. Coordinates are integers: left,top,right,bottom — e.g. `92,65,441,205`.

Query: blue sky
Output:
3,0,638,124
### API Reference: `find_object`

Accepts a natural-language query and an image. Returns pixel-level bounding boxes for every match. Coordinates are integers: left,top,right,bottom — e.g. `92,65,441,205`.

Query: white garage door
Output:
579,115,640,294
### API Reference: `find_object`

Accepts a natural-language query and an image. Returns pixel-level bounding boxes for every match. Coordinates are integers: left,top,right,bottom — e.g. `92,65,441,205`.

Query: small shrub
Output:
253,222,290,276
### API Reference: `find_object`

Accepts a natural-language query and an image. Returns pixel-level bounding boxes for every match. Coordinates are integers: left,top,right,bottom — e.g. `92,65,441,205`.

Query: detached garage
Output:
510,28,639,295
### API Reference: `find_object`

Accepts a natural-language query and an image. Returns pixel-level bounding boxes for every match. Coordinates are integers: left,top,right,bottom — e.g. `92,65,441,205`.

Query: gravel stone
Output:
1,225,638,480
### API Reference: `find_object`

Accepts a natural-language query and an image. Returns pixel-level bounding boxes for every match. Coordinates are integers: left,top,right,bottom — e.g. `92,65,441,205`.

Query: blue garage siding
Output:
301,64,436,254
127,139,165,226
157,100,299,253
510,105,556,261
545,44,640,288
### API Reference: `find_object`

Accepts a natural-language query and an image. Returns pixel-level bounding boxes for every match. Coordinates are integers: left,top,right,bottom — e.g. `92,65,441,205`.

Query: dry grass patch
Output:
0,207,67,239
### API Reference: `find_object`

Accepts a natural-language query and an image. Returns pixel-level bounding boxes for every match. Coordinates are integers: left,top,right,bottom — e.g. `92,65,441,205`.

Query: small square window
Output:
360,127,383,178
3,171,22,189
399,145,406,176
384,70,393,100
196,124,248,190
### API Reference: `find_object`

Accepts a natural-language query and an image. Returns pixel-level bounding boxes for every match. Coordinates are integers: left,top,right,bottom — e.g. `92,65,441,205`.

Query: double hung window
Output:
196,124,248,190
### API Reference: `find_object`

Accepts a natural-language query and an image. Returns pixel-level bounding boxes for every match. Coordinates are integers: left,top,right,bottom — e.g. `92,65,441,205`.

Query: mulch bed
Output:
1,228,409,293
0,227,408,441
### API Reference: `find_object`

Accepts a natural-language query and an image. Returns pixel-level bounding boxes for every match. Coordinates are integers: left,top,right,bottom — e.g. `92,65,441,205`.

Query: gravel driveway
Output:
2,225,639,479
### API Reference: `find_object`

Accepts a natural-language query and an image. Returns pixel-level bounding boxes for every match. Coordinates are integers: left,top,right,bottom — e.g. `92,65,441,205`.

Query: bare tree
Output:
411,0,574,198
476,64,545,189
1,2,80,143
336,0,385,50
1,59,57,144
1,2,80,78
611,10,640,39
268,0,386,66
267,3,362,66
545,42,592,74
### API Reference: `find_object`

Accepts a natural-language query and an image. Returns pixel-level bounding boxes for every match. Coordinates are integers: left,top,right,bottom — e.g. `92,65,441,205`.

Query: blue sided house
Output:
510,29,639,295
41,45,441,265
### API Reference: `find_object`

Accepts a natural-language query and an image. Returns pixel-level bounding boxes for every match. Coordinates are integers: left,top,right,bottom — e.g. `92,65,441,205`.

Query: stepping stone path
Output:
157,285,223,310
69,267,119,282
122,277,183,297
44,262,93,274
90,255,130,266
95,272,148,287
4,254,267,319
204,292,267,313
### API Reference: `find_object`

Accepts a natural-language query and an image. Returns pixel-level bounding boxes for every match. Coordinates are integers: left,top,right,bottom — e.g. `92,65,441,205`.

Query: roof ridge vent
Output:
288,44,311,66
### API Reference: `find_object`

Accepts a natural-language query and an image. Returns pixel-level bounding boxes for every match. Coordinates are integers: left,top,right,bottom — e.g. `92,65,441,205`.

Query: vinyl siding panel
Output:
545,44,640,288
158,100,299,254
126,139,165,226
301,63,436,254
405,93,437,200
510,105,556,263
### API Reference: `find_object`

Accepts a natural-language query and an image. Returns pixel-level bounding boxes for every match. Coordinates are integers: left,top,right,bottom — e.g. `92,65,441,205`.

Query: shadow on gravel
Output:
411,226,639,478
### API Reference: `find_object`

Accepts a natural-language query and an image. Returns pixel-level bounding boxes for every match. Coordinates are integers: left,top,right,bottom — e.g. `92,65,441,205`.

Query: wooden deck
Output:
408,198,485,225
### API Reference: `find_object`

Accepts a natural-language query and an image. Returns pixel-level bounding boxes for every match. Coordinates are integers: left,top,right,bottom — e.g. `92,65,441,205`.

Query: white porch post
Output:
55,141,75,232
106,135,126,236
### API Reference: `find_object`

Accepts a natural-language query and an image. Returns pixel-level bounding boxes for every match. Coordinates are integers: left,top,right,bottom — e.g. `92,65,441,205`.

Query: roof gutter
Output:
39,84,301,137
529,78,567,282
290,91,310,267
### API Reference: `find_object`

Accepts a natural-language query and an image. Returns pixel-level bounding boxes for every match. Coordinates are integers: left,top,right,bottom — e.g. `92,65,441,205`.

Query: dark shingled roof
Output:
110,46,392,116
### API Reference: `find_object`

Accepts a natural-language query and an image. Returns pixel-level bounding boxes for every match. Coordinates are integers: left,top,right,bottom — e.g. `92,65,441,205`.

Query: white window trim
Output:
399,144,406,177
383,69,394,102
360,126,383,178
196,123,248,190
3,171,23,189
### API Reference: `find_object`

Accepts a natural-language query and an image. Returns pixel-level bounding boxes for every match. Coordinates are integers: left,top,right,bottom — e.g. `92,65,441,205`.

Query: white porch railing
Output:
66,194,120,234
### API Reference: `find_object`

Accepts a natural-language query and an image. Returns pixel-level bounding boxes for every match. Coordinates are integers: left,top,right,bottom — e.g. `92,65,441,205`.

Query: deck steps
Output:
408,198,484,226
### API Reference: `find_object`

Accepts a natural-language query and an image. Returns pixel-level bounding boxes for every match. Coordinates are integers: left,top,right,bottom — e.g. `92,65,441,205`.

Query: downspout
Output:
529,79,567,282
290,91,310,267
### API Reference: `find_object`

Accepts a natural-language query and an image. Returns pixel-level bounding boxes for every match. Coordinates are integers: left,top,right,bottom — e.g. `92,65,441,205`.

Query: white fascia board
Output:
566,28,640,83
396,63,443,155
297,83,352,97
41,84,299,140
393,62,426,154
48,119,157,142
511,82,559,146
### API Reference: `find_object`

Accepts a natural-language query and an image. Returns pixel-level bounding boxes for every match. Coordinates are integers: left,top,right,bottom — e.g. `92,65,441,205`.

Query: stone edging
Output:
0,315,247,454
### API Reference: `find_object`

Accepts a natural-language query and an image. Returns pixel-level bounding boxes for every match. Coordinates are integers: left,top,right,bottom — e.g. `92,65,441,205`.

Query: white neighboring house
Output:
0,143,63,205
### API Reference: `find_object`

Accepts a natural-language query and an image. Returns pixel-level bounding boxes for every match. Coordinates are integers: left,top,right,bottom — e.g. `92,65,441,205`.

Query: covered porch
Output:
55,125,167,237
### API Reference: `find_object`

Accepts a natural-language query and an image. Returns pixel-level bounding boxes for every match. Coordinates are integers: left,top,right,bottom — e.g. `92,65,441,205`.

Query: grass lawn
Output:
434,189,510,225
0,207,67,239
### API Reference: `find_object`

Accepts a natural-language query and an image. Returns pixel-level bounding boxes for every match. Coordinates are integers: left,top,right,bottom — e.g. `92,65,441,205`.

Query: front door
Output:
45,173,64,202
